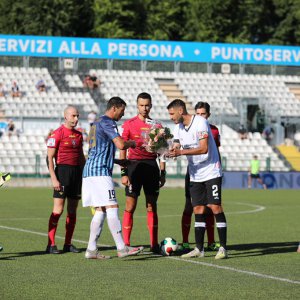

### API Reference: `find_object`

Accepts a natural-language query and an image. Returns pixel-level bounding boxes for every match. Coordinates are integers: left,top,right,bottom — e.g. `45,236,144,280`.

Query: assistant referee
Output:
46,106,85,254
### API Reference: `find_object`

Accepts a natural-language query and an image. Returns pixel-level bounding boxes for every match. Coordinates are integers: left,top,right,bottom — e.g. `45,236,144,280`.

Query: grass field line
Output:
0,225,111,247
170,257,300,285
1,224,299,286
0,202,266,221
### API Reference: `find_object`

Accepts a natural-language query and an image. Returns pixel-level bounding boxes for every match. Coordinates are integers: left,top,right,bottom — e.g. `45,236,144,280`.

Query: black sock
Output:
194,214,206,251
215,212,227,248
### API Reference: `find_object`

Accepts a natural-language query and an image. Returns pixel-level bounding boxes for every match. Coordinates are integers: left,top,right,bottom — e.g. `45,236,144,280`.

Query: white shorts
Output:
82,176,118,207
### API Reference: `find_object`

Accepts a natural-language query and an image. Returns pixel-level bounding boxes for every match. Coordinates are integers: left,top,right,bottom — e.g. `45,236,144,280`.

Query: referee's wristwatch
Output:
160,170,166,176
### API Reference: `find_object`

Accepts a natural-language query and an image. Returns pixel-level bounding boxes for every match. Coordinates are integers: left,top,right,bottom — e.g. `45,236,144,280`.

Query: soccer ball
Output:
160,237,178,256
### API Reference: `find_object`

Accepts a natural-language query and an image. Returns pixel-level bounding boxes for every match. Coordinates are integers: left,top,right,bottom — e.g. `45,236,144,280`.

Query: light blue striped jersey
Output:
83,115,119,177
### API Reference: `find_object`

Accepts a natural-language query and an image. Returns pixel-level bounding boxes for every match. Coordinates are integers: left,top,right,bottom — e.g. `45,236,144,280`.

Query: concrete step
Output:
159,84,179,91
164,90,184,97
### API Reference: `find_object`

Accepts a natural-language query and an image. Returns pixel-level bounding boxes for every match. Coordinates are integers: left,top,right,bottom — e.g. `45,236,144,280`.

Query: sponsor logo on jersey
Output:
69,134,76,138
47,138,56,147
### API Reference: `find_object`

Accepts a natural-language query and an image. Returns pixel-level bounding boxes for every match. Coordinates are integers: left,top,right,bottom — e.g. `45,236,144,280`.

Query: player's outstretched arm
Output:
113,136,136,150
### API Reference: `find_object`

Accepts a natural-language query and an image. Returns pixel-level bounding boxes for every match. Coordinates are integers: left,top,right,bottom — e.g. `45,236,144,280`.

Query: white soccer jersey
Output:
173,115,222,182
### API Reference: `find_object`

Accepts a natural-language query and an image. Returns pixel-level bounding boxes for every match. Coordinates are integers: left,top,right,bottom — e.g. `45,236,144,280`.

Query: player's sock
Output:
122,210,133,246
87,210,106,251
107,207,125,251
206,213,215,245
215,212,227,248
181,212,192,244
194,214,206,251
64,213,76,245
147,211,158,247
48,212,62,246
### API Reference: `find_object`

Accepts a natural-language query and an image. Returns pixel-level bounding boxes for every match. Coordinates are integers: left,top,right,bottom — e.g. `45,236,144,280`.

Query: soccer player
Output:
82,97,144,259
120,92,166,253
179,101,221,252
168,99,228,259
46,106,85,254
248,155,267,189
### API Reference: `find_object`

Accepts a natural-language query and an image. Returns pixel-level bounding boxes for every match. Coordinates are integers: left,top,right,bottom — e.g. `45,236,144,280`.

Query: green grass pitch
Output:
0,187,299,299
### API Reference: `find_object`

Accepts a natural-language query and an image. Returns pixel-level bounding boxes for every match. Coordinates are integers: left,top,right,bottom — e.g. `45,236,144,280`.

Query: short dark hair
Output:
106,97,126,110
194,101,210,113
167,99,187,113
137,92,152,103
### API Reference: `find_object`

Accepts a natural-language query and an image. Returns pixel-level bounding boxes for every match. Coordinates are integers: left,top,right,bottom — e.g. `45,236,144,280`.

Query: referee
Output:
46,106,85,254
120,92,166,253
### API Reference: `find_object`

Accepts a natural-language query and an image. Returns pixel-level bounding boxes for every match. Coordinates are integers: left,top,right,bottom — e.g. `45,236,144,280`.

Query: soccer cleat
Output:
150,244,161,254
45,245,60,254
0,172,11,187
85,249,111,259
63,244,81,253
207,242,221,251
181,247,204,258
117,245,144,258
0,245,3,252
215,246,228,259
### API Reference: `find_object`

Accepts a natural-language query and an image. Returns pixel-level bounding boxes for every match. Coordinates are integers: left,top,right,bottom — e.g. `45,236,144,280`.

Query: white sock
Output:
106,207,125,251
87,210,106,251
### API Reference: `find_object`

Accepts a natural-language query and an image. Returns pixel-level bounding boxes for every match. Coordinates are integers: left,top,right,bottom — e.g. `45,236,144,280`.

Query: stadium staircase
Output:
276,145,300,171
155,79,194,113
288,85,300,101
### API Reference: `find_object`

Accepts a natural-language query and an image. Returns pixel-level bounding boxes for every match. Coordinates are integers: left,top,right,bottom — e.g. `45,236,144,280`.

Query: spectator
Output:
11,81,21,97
0,82,6,97
238,124,248,140
0,120,7,139
83,74,101,90
7,119,15,137
87,111,97,127
89,73,101,89
36,79,47,92
83,75,91,89
262,125,274,144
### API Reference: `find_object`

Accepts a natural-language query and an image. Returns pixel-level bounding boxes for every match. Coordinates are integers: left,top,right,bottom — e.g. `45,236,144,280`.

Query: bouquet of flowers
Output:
142,122,173,154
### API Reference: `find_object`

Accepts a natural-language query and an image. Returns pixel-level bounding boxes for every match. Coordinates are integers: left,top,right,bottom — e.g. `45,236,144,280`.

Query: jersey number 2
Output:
212,185,218,197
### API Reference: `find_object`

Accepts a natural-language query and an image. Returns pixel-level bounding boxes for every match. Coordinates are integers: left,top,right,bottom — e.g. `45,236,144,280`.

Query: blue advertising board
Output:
0,34,299,66
222,172,300,189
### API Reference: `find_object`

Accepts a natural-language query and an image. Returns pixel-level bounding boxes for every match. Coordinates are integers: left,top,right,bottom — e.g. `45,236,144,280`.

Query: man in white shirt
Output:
167,99,227,259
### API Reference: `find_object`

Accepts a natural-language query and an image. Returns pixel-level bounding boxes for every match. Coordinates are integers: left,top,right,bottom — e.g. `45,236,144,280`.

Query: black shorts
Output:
53,165,82,200
126,160,160,198
250,173,260,179
190,177,222,207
